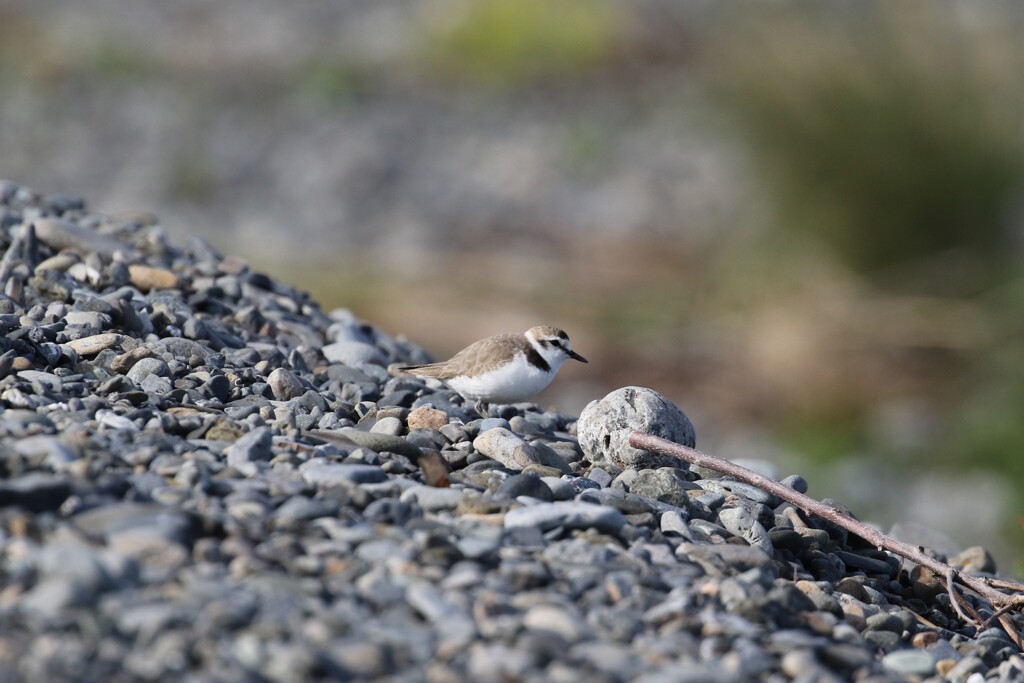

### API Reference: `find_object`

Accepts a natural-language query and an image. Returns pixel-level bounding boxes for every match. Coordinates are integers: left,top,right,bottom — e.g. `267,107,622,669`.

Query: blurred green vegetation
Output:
711,3,1024,281
706,2,1024,566
424,0,618,86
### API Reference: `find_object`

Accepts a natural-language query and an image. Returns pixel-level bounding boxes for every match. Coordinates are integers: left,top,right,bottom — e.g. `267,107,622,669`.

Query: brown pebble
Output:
418,449,451,488
912,631,941,647
407,406,449,431
910,565,945,601
11,356,35,372
128,264,180,291
206,419,244,442
935,659,956,676
111,347,154,375
950,545,997,574
61,333,124,356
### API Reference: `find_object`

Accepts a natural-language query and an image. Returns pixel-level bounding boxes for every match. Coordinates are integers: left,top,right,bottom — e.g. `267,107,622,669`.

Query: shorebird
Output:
399,326,587,414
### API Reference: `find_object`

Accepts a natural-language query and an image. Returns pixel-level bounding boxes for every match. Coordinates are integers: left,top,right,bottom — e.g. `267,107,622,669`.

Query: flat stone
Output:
529,440,573,475
34,217,128,254
335,427,422,459
63,310,112,329
400,485,465,511
128,264,180,291
523,604,589,642
151,337,213,360
629,467,697,506
718,505,774,557
882,649,936,676
0,473,71,512
407,405,448,431
61,333,124,356
322,340,387,367
369,416,403,436
72,502,197,546
19,576,93,618
473,427,540,470
126,357,170,384
677,542,774,574
302,463,388,486
11,434,78,468
225,427,273,466
697,479,779,507
504,501,627,534
497,473,554,501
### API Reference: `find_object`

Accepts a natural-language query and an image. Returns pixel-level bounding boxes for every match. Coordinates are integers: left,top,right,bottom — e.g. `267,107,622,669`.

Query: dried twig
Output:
946,569,983,627
629,432,1024,649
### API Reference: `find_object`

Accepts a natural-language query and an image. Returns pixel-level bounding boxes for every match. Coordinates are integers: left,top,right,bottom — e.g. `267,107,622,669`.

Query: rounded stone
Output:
128,264,180,292
473,428,540,471
126,357,171,385
407,406,448,431
577,386,695,470
267,367,305,401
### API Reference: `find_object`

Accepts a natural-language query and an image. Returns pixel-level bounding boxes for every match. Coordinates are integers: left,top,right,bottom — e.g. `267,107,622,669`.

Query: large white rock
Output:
577,386,695,470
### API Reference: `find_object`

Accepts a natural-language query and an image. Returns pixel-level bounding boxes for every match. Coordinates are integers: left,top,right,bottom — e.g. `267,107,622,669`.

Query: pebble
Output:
337,427,423,459
128,264,180,291
0,180,1014,683
302,463,388,486
267,367,305,400
33,217,128,254
473,427,540,470
577,386,695,469
504,501,627,534
881,649,936,676
61,332,124,355
407,405,448,431
629,467,698,506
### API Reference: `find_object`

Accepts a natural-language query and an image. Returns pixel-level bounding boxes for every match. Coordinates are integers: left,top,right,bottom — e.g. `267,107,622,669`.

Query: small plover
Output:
399,326,587,413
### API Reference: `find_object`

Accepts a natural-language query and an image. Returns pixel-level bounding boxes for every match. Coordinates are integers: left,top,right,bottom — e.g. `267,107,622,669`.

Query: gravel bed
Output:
0,180,1022,682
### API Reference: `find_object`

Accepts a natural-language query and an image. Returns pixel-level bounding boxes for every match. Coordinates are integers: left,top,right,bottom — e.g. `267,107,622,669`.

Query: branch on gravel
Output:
628,431,1024,649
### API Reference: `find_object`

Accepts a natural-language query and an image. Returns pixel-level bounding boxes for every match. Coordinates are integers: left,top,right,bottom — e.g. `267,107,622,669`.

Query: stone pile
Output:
0,181,1020,682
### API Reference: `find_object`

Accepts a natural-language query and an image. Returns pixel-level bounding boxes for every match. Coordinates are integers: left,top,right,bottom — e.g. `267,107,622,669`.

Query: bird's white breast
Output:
447,352,556,403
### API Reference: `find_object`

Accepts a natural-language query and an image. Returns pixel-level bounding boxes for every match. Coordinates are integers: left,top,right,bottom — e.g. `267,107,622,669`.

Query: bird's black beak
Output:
568,350,588,363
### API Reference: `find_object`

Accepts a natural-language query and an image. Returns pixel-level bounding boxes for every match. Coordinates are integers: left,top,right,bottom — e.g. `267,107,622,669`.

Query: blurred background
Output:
3,0,1024,572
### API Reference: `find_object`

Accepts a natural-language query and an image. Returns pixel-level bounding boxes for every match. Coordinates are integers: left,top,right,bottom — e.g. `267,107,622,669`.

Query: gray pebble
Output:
369,416,404,436
577,386,695,470
0,473,72,512
542,476,577,501
629,467,697,506
225,427,273,467
322,340,387,367
473,427,540,470
34,217,128,254
504,501,627,534
19,576,93,618
781,474,809,493
399,485,465,511
718,505,774,557
64,310,112,329
338,427,423,459
302,463,388,486
267,367,305,400
497,473,554,501
881,649,936,676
